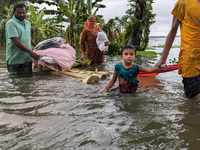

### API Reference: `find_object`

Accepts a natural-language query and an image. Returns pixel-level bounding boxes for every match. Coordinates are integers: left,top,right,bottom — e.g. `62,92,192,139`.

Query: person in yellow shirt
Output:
156,0,200,98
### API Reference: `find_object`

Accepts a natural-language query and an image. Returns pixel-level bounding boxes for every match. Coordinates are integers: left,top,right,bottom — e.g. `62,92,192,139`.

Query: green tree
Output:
0,4,13,46
0,3,60,46
0,0,32,14
124,0,155,51
100,16,127,44
29,0,106,49
28,5,60,44
0,0,23,13
57,0,105,49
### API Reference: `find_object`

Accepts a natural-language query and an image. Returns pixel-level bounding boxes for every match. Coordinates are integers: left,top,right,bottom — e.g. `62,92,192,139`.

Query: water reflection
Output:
138,76,163,90
1,37,200,149
177,98,200,149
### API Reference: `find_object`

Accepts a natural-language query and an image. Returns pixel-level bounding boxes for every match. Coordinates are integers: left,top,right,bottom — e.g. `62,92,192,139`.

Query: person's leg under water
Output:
182,74,200,98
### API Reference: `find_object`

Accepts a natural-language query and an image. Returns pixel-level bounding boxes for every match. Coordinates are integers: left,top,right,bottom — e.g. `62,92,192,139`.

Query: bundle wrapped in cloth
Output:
33,37,76,71
96,32,109,52
35,37,65,50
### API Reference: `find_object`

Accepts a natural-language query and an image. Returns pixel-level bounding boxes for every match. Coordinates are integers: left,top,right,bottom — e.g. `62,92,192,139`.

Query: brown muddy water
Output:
0,37,200,150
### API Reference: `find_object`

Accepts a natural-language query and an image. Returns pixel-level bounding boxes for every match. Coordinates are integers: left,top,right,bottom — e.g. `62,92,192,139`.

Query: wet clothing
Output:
182,74,200,98
6,16,32,74
7,62,32,75
172,0,200,78
80,29,104,64
114,64,139,93
172,0,200,97
80,15,104,64
6,16,32,65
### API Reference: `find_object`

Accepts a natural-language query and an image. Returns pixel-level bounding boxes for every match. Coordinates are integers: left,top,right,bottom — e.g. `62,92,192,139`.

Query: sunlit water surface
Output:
0,37,200,150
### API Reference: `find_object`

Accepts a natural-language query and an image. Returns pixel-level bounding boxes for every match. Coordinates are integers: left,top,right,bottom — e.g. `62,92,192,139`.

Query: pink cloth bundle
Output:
33,44,76,71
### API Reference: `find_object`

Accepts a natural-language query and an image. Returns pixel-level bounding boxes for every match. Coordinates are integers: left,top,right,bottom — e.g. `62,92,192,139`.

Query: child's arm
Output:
138,64,168,73
99,69,118,93
138,65,158,73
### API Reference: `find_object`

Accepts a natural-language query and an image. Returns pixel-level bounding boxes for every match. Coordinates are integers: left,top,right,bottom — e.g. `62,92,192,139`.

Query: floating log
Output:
34,59,112,84
49,70,101,84
69,69,109,80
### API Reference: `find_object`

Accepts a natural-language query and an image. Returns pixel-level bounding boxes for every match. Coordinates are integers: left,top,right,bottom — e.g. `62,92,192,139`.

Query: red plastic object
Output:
138,64,179,77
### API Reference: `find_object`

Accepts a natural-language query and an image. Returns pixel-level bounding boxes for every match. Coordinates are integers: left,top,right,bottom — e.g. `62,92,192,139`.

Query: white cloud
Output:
150,0,178,36
97,0,128,22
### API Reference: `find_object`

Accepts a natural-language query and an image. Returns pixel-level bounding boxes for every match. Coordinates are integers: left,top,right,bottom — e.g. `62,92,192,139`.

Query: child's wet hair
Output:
121,45,137,55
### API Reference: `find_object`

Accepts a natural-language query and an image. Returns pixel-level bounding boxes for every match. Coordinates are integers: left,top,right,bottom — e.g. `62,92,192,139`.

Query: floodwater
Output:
0,37,200,150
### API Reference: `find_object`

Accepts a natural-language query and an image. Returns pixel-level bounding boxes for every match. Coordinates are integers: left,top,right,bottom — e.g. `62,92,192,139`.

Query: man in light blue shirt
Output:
6,3,39,75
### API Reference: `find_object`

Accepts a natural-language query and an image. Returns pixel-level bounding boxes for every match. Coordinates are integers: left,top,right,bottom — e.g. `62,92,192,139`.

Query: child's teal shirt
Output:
115,64,139,83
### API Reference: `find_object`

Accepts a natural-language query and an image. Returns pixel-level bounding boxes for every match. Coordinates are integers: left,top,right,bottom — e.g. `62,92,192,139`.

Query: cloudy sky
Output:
97,0,178,36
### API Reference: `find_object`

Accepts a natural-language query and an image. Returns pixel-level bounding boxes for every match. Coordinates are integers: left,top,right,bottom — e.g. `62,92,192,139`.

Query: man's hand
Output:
30,52,40,60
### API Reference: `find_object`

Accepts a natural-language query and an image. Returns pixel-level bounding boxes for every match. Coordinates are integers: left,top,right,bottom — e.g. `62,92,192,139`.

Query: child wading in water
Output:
99,45,167,93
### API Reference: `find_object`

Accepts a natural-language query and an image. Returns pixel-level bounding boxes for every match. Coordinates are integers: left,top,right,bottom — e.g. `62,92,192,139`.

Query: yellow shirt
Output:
172,0,200,77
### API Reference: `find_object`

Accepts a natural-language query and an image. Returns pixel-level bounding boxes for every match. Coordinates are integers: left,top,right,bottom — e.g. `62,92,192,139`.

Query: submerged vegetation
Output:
106,42,161,58
169,58,179,64
152,44,180,48
137,51,159,58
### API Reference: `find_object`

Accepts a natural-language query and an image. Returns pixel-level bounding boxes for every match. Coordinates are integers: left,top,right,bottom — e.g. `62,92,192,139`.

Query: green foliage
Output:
104,42,124,56
0,0,156,55
0,4,13,30
152,44,180,48
171,45,180,48
28,5,60,44
39,0,106,49
0,0,27,13
152,44,164,48
99,16,127,45
104,42,159,59
145,46,156,50
29,0,57,6
169,58,179,64
136,51,158,58
0,4,13,45
124,0,156,51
